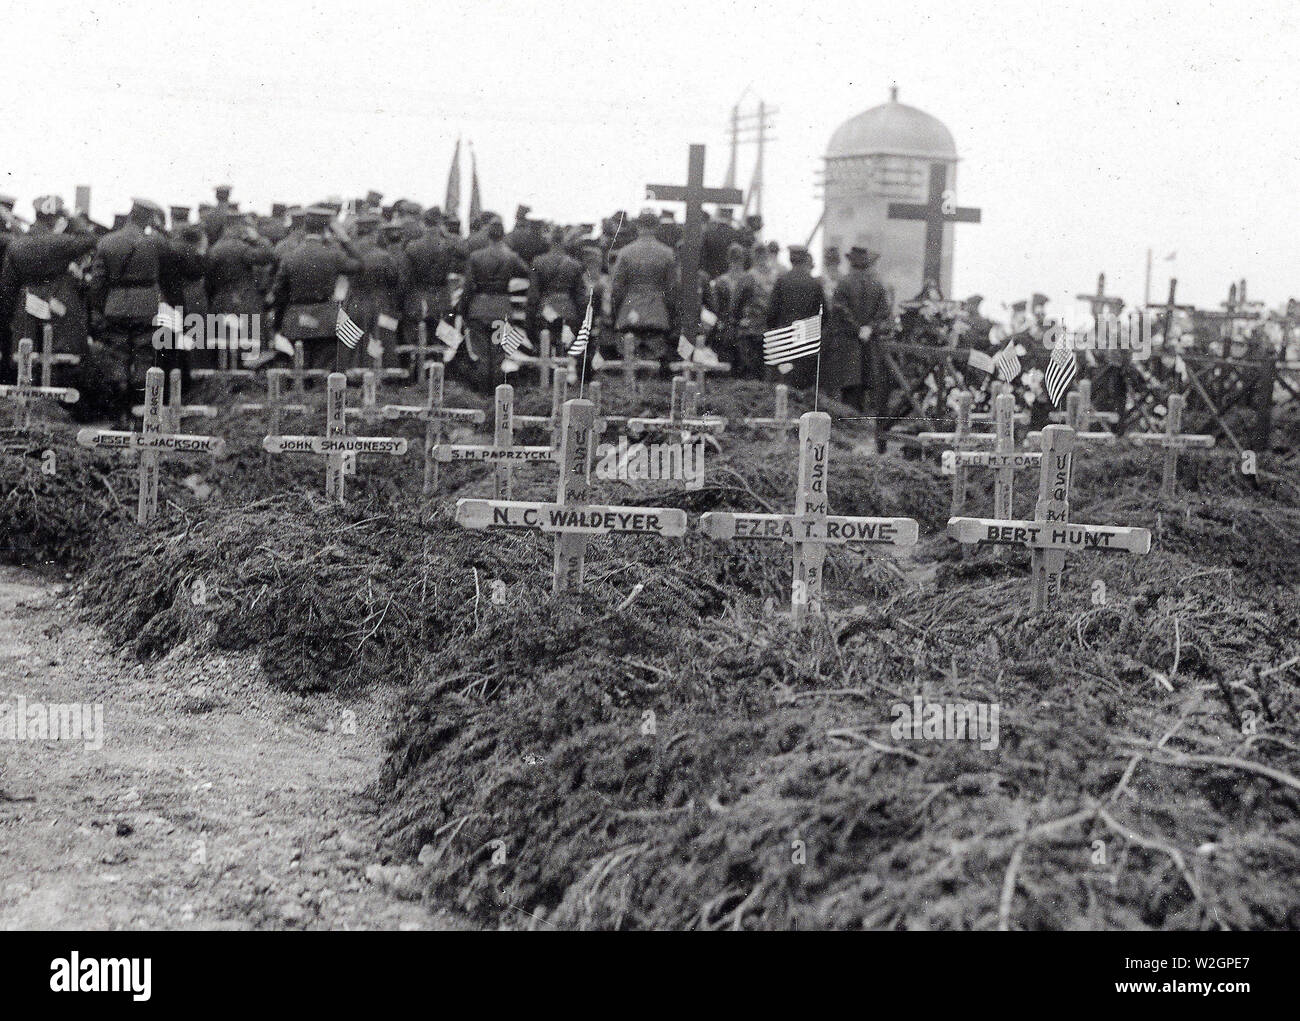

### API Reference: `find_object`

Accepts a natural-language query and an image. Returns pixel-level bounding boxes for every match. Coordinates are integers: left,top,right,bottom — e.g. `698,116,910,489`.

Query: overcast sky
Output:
3,0,1295,318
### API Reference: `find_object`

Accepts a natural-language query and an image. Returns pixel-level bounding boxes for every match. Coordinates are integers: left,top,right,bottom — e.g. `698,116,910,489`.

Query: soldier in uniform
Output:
273,207,308,268
730,242,780,378
403,209,460,363
827,246,892,441
0,195,97,385
456,217,528,391
527,232,588,350
709,241,748,368
86,198,198,414
699,207,739,279
351,222,411,369
269,206,361,371
206,213,274,365
765,245,824,390
201,184,237,244
820,246,842,305
609,209,678,372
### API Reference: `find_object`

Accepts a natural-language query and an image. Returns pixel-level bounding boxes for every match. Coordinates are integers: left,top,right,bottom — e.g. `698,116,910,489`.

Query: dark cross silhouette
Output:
1077,273,1124,318
887,161,981,290
647,144,743,348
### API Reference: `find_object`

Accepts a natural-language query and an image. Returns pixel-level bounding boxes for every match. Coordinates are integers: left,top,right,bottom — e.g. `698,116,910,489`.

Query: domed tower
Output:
823,87,974,301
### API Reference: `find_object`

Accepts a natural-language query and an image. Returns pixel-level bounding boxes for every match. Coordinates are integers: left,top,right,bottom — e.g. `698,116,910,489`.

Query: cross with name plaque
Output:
133,369,217,434
1,338,80,428
381,362,485,494
946,393,1041,518
454,398,689,594
628,376,727,436
431,383,557,500
699,412,920,625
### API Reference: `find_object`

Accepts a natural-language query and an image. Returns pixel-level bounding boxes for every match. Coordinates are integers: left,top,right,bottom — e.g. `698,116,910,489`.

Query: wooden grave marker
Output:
948,393,1041,518
76,367,224,524
133,369,217,434
1128,392,1215,500
381,362,486,494
455,398,689,594
739,383,800,434
669,349,731,395
285,341,330,397
1048,378,1117,431
628,376,727,436
591,334,659,395
700,412,919,625
588,380,634,437
919,390,996,461
233,368,310,438
262,372,408,505
345,333,407,387
513,370,568,446
947,425,1152,610
1028,386,1118,449
431,383,557,501
1,338,80,428
190,325,255,381
9,316,81,388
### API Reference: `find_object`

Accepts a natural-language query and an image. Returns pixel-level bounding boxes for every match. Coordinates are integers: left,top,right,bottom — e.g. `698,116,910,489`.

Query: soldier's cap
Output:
380,222,406,238
716,207,734,219
963,294,983,306
787,245,811,261
270,203,287,217
304,205,336,221
34,195,65,216
0,194,16,208
366,190,384,204
214,184,232,196
1031,292,1049,305
131,198,165,217
170,205,191,221
845,245,879,266
320,199,343,212
353,212,381,229
1010,300,1028,312
287,206,307,221
823,245,840,259
636,208,659,228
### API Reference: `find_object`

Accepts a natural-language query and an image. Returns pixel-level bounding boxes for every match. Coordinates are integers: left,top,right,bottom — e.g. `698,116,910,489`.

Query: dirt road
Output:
0,564,458,930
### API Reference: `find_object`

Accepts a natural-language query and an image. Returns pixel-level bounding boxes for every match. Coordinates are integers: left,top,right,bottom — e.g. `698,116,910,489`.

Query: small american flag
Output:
1044,340,1078,407
762,312,822,366
492,319,528,358
336,307,364,350
568,300,593,357
994,342,1021,381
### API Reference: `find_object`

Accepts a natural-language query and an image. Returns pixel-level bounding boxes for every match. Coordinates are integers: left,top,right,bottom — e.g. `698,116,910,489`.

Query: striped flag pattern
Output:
336,307,364,350
762,312,822,366
568,300,593,357
994,342,1021,381
1044,341,1078,407
492,319,528,358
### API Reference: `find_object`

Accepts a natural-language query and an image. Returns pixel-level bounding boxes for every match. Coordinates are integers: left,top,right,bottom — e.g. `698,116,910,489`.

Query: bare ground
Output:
0,564,464,930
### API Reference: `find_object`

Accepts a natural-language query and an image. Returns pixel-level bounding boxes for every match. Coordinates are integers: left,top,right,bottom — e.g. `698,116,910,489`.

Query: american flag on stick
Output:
336,307,364,350
1044,340,1078,407
762,311,822,366
994,341,1022,382
568,300,593,357
492,319,529,358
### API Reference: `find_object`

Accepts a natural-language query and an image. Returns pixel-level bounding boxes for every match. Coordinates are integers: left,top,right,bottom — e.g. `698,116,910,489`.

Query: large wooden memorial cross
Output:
886,161,981,288
591,334,659,395
381,362,486,494
133,369,217,434
514,371,568,446
431,383,557,501
700,412,919,625
646,144,744,352
739,383,799,434
947,425,1152,610
76,367,224,524
262,372,409,505
1129,392,1215,500
455,398,689,594
1,338,80,428
628,376,727,436
1077,273,1124,321
948,393,1041,518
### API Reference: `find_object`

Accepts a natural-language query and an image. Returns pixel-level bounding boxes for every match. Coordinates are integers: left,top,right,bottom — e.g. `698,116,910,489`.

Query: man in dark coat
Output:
527,234,588,344
456,217,528,391
609,209,677,370
269,207,361,370
827,246,892,433
403,210,460,360
765,245,825,390
206,216,273,360
0,195,97,385
698,207,738,279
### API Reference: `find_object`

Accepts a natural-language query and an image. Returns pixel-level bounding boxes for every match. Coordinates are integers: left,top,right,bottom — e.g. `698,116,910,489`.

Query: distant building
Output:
823,87,963,300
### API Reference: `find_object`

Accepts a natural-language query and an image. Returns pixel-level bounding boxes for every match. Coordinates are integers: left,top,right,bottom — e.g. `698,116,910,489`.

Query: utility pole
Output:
721,93,777,224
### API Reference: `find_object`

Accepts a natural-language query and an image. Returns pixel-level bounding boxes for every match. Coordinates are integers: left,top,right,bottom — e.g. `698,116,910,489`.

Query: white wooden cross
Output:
345,335,407,387
628,376,727,436
393,299,439,385
1,338,80,428
669,350,730,395
918,390,996,456
513,370,568,446
455,398,689,594
1128,393,1215,500
190,329,255,381
381,362,486,494
947,425,1152,610
588,380,633,437
11,319,81,388
945,393,1041,519
76,367,224,524
133,369,217,434
699,412,920,625
739,384,800,434
262,372,409,505
970,382,1028,429
233,368,310,439
432,383,557,501
1029,385,1118,449
1050,379,1118,431
516,310,576,390
285,341,330,397
591,334,658,395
